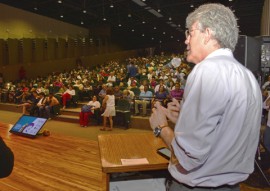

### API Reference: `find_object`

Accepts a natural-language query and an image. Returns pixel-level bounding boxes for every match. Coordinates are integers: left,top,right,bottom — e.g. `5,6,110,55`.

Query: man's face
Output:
185,22,205,64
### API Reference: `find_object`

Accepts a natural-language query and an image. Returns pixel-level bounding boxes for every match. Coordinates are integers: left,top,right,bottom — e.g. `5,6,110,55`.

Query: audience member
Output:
17,91,39,115
107,72,116,87
61,85,75,109
134,85,153,117
44,92,60,119
100,88,115,131
152,85,168,107
128,62,138,78
263,95,270,153
98,84,107,102
169,82,184,100
79,95,101,127
114,85,123,101
154,79,167,93
36,92,47,117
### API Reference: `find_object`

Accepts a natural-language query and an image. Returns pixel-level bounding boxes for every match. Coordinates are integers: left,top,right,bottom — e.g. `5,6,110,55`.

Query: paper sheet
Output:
121,158,149,165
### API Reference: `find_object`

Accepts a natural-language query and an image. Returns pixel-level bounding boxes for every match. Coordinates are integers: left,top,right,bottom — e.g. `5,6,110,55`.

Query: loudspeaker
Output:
233,35,261,72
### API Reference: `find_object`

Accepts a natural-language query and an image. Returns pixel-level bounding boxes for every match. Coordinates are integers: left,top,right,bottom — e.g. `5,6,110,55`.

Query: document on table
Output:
121,158,149,165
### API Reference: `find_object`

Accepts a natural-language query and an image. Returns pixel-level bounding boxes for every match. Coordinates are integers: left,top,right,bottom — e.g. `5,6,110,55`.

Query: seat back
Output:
116,99,131,111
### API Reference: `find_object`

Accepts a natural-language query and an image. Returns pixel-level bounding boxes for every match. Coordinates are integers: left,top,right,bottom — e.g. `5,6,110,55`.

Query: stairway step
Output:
0,102,152,130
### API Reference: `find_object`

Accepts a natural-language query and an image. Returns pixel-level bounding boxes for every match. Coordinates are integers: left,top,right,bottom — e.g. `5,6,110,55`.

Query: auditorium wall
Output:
0,3,130,81
0,49,139,81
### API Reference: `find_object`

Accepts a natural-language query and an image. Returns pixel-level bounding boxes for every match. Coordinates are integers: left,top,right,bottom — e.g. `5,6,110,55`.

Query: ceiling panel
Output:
1,0,265,49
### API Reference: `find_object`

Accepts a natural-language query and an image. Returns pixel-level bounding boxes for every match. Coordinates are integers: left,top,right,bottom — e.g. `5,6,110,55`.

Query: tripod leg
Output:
255,159,270,186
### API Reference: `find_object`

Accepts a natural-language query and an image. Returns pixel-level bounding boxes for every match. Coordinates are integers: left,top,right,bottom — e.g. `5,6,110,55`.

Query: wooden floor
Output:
0,122,106,191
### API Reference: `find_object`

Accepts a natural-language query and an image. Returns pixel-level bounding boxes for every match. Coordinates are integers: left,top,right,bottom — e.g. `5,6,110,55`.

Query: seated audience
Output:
36,92,47,117
98,84,107,102
134,85,153,117
169,82,184,101
43,92,60,119
152,85,169,107
107,72,116,87
154,79,167,93
17,91,40,115
61,85,75,109
114,85,123,102
79,95,101,127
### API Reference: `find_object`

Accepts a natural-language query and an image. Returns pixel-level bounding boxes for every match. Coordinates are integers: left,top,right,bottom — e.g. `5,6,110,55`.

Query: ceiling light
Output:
128,13,132,17
58,0,62,3
34,7,38,11
151,37,154,40
60,15,64,18
118,23,122,27
148,9,163,18
132,0,146,7
169,17,172,21
142,0,146,2
142,34,145,36
157,9,161,12
131,29,135,32
142,21,146,24
83,9,87,13
171,36,174,38
153,27,157,30
163,32,166,35
159,40,162,43
81,21,84,25
103,17,106,21
110,4,114,8
190,4,194,8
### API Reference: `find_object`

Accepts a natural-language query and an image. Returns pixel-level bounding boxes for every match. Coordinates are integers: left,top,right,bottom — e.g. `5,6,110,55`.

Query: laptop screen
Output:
9,115,48,138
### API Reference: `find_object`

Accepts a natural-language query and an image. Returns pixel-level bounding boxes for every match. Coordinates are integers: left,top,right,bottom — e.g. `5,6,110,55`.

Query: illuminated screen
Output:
9,115,47,138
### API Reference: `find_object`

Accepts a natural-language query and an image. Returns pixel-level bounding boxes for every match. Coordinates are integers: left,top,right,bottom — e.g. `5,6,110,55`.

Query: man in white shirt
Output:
107,72,116,87
150,3,262,191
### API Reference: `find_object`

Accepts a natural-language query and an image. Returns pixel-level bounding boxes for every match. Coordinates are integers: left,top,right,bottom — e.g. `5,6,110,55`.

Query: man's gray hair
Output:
186,3,239,51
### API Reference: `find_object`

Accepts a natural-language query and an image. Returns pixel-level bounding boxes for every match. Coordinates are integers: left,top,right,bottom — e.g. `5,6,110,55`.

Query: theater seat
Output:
115,99,131,129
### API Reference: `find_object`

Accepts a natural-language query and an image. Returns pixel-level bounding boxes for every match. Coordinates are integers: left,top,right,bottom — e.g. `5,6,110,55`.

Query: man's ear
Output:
204,28,212,45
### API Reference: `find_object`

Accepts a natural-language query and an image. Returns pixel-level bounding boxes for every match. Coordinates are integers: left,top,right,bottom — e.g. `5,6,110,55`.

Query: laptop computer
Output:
9,115,48,138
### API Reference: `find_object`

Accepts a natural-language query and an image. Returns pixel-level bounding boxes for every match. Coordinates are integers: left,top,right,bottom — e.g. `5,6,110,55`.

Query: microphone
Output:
163,57,181,69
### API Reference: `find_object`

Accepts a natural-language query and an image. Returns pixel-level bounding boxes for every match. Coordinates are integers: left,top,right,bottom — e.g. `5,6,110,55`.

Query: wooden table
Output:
98,133,169,191
0,122,105,191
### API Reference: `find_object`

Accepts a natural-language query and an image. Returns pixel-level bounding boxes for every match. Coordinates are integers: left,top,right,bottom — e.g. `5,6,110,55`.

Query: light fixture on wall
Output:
82,0,87,13
102,0,106,21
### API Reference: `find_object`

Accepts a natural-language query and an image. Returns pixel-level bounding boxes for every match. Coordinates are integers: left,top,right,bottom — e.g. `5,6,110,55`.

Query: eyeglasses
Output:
185,29,200,38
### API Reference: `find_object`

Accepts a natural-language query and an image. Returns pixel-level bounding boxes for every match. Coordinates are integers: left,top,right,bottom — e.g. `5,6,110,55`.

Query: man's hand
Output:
165,98,181,124
149,101,168,130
